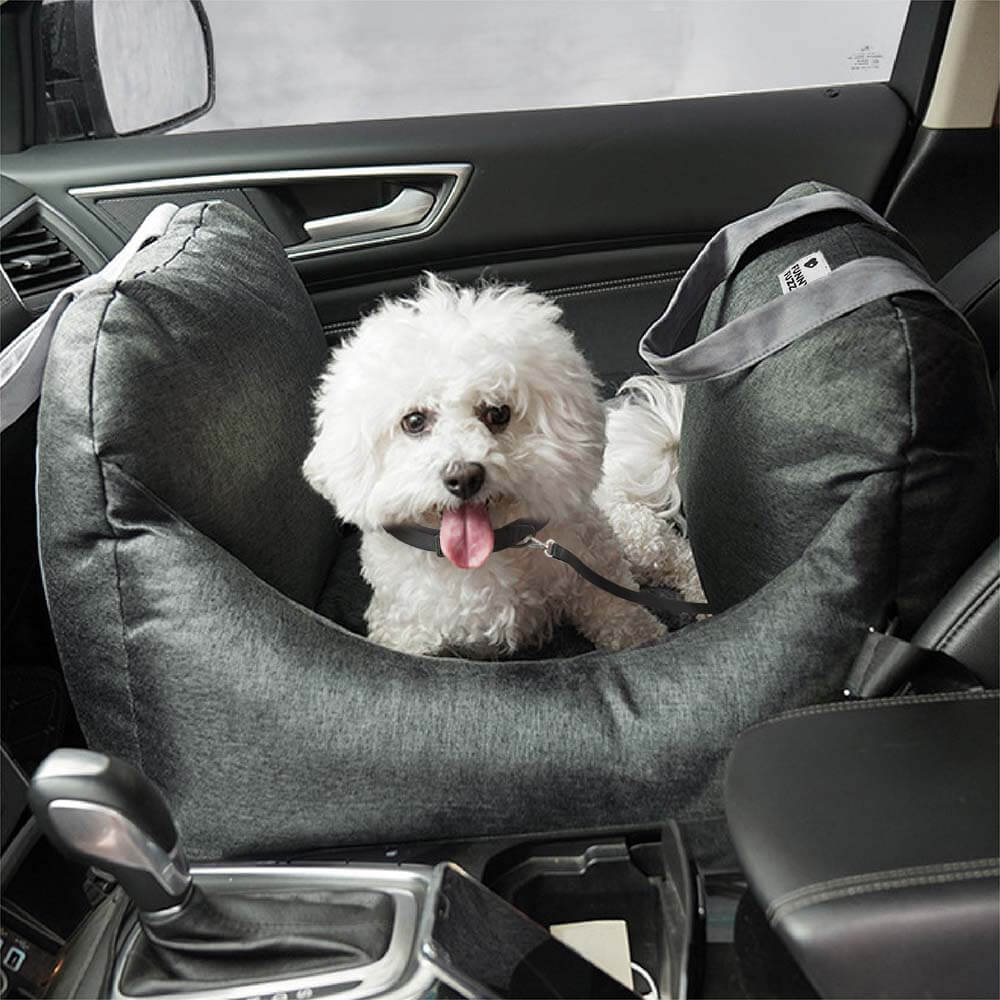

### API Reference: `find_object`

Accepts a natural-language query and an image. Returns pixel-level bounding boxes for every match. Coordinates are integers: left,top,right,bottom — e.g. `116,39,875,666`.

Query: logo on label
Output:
778,250,832,294
2,946,25,973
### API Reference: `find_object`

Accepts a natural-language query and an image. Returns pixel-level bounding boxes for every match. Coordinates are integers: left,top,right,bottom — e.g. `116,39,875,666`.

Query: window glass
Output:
177,0,911,133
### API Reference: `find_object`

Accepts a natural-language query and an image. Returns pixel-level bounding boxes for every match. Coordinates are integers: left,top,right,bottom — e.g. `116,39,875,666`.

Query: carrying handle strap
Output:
0,203,180,433
638,189,961,383
650,257,961,383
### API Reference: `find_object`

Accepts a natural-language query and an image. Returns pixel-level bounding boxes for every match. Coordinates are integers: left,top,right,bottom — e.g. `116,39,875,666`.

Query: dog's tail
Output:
597,374,686,525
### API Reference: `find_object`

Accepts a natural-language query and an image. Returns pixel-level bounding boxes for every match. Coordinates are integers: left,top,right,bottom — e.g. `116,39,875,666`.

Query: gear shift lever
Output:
28,749,192,912
30,749,395,994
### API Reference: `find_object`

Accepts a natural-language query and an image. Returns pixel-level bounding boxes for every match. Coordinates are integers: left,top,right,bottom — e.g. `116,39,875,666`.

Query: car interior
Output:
1,1,998,998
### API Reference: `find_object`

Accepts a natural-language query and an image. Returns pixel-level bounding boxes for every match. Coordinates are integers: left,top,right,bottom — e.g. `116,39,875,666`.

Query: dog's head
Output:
303,276,605,568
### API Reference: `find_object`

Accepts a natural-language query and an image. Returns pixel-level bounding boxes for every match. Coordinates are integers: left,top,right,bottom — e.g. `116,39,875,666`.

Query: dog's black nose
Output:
443,462,485,500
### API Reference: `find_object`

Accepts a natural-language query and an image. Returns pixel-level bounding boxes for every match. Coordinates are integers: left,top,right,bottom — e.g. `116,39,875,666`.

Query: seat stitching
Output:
938,577,999,652
893,299,915,633
87,201,206,769
743,688,997,733
767,857,999,915
769,859,1000,921
89,291,145,773
319,269,690,335
132,202,209,278
548,271,687,297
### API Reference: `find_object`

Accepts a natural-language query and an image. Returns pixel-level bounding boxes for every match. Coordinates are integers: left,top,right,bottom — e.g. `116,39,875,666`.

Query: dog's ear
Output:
522,336,607,507
302,344,381,528
493,289,607,512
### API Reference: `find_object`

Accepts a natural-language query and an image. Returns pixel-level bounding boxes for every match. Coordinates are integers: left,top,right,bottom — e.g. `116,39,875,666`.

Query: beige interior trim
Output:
923,0,1000,128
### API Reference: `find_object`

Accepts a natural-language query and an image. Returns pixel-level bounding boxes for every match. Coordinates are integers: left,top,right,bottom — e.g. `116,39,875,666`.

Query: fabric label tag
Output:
778,250,832,294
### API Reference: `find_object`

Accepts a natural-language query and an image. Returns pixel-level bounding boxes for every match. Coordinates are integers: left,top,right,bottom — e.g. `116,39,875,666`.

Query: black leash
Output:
384,521,711,617
520,536,711,617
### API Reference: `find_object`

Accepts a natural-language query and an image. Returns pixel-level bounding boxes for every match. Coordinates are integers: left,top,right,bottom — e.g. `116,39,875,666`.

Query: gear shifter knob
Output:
29,749,192,912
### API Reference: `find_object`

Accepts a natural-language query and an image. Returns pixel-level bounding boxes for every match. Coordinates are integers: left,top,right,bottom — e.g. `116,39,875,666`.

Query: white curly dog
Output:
304,276,703,657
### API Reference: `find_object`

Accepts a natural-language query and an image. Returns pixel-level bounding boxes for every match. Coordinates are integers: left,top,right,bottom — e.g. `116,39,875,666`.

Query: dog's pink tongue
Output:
439,505,494,569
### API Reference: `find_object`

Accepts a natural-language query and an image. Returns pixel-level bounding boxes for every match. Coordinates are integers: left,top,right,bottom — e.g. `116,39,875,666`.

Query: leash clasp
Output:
516,535,556,557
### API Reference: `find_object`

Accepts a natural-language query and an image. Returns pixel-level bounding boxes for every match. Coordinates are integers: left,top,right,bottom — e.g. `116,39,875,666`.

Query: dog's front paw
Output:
367,620,442,657
584,607,668,651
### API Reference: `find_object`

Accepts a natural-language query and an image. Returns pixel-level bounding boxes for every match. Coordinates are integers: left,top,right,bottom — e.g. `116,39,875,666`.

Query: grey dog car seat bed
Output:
37,182,996,860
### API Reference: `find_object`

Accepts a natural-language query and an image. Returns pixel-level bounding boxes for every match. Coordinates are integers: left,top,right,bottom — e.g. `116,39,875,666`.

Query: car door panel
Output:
309,242,704,388
3,82,911,381
3,83,909,275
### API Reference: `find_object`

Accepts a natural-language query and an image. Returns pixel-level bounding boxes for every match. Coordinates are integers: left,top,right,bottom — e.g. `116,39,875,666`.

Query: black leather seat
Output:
937,231,999,388
915,232,1000,690
723,234,1000,998
725,690,999,999
724,544,1000,998
912,538,998,688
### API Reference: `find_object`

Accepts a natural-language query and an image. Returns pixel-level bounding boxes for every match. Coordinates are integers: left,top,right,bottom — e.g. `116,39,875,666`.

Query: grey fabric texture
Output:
677,182,997,634
38,202,339,764
36,194,995,860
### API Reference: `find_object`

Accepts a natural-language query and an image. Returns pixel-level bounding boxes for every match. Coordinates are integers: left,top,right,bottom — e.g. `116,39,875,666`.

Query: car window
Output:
178,0,911,132
37,0,912,142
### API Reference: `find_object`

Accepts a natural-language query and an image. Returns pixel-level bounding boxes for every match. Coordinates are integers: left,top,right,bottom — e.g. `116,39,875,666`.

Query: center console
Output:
52,829,732,1000
9,747,758,1000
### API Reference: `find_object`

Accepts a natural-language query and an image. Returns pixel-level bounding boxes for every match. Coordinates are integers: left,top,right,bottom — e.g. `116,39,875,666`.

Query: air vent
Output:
1,213,89,310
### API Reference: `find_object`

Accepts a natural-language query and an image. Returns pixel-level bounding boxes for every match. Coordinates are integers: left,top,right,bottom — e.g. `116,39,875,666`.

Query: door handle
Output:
302,187,435,243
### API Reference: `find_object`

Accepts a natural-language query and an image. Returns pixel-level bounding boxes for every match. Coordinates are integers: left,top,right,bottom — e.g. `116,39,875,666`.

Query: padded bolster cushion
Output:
40,200,337,607
36,198,997,858
681,182,997,635
725,691,1000,999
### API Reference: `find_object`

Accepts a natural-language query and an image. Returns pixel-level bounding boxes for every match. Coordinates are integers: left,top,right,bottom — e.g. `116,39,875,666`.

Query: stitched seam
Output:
320,269,689,335
770,861,1000,921
88,202,207,765
547,271,687,297
938,577,999,651
768,857,999,915
894,299,916,632
132,202,209,278
839,209,910,614
553,277,681,300
744,688,997,732
546,268,687,294
89,291,144,773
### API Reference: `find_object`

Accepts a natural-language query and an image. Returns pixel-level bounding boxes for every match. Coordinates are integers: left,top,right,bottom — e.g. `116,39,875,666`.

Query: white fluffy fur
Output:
594,375,704,598
303,276,703,657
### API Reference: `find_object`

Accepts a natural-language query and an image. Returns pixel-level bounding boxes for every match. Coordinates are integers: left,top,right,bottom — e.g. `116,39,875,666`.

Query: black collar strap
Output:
385,520,711,618
385,519,549,556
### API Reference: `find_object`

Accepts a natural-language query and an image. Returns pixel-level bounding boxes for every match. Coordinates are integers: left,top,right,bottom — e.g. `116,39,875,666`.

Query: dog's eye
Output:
481,404,511,431
401,411,429,435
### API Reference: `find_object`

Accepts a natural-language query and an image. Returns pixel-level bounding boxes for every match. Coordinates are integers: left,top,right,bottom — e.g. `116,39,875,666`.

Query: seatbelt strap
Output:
639,189,972,382
844,629,984,699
